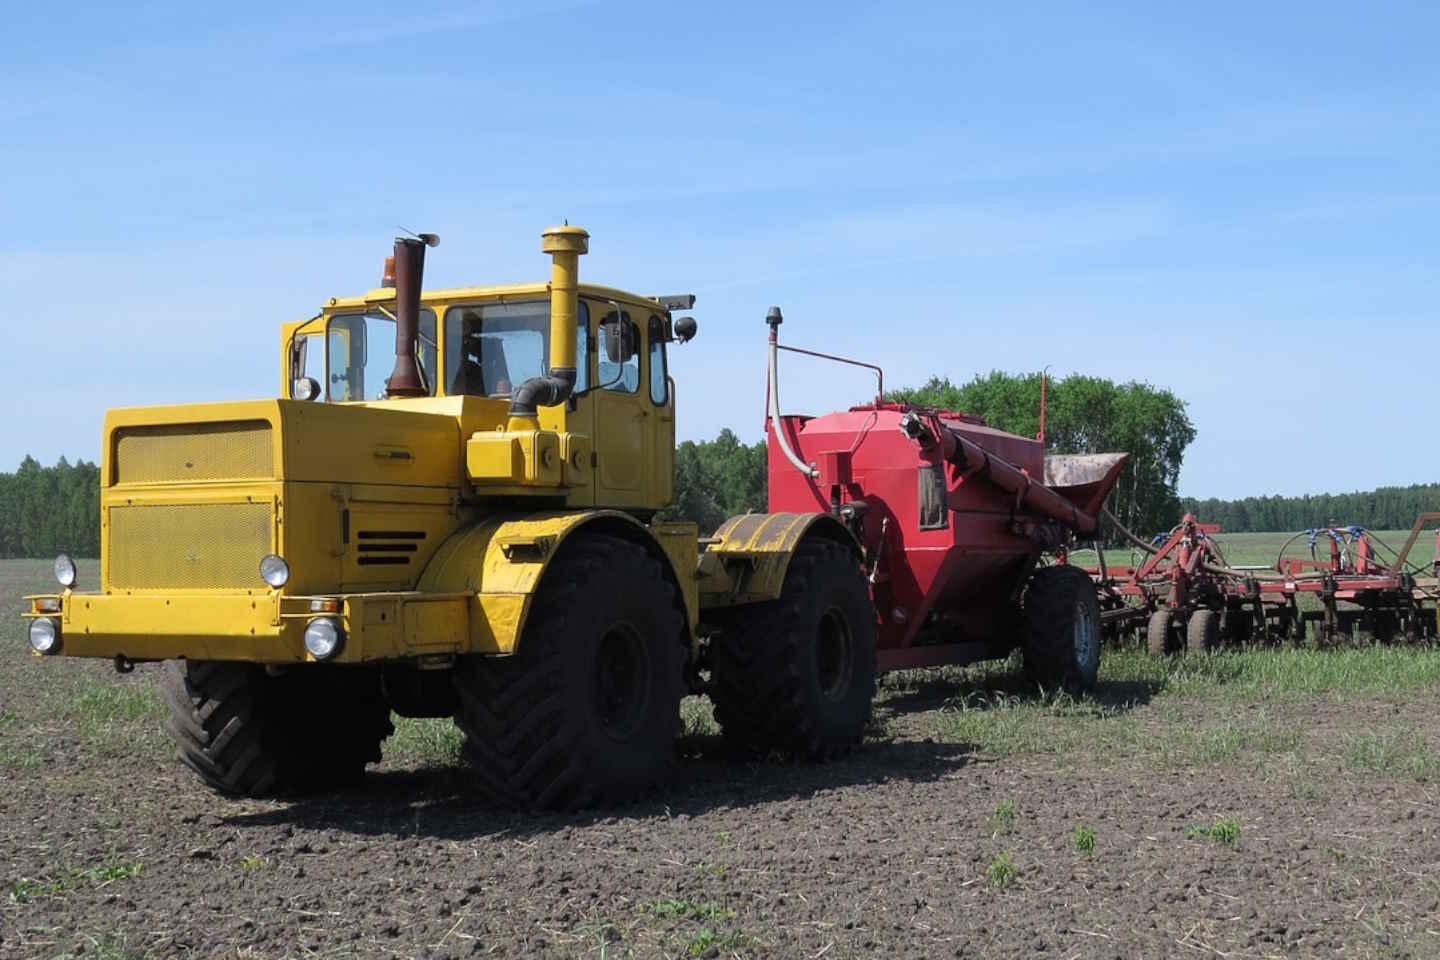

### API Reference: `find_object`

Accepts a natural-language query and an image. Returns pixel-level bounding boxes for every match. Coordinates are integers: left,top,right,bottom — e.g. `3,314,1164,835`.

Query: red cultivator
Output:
1092,513,1440,653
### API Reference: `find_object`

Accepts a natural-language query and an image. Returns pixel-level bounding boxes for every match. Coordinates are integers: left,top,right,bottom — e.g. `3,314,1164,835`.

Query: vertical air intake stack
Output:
507,224,589,428
386,233,439,398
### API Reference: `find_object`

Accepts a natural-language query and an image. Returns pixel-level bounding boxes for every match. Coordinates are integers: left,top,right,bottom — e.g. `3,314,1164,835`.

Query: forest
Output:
0,369,1429,557
0,456,102,558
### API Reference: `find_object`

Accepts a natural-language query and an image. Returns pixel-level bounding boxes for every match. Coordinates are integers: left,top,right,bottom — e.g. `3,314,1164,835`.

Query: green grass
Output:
384,716,463,766
989,800,1016,837
913,643,1429,765
9,851,143,903
643,898,735,922
680,695,719,737
1343,728,1440,781
986,853,1017,889
686,927,753,956
0,745,47,768
1186,816,1241,845
1072,825,1096,853
49,680,167,752
66,683,165,729
47,933,152,960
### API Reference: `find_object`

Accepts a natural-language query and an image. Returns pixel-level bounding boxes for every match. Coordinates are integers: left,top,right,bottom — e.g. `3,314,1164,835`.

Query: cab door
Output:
590,306,651,508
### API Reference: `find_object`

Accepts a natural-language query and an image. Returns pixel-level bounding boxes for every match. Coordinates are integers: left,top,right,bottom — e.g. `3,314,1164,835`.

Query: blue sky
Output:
2,1,1436,500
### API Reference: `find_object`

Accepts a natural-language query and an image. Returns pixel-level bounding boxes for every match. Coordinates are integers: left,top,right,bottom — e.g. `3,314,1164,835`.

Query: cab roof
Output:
324,282,669,312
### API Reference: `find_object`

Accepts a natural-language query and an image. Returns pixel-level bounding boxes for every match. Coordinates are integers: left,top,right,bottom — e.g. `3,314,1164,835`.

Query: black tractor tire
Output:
1020,564,1102,694
162,660,392,796
1146,609,1174,657
709,538,877,760
451,533,687,810
1186,609,1219,654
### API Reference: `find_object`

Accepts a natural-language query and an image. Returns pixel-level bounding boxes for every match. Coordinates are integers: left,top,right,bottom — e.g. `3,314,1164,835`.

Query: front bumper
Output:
22,590,476,664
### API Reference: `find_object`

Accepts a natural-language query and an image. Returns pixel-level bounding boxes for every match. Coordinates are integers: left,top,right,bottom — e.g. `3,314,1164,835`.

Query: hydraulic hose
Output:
766,309,818,479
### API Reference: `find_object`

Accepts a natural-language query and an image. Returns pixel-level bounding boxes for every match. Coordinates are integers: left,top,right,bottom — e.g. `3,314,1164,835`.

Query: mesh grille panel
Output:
114,421,273,484
108,502,273,589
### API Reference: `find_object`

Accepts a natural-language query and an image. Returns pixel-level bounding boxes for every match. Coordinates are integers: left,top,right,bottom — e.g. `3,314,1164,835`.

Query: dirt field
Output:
4,559,1440,959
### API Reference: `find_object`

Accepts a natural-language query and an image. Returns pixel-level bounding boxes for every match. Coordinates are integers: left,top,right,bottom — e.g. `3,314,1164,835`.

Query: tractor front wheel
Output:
709,538,877,759
162,661,392,796
451,533,687,810
1020,564,1102,694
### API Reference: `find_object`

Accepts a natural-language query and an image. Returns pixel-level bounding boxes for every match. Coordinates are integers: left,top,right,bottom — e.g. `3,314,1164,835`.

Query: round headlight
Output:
304,617,342,660
29,617,60,655
54,553,77,588
259,554,290,588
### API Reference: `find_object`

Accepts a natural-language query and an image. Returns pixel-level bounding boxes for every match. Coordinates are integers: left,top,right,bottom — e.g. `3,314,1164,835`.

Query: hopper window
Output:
918,463,948,530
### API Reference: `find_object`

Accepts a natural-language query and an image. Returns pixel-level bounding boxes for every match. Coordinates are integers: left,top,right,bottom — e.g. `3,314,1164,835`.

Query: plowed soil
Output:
3,559,1439,959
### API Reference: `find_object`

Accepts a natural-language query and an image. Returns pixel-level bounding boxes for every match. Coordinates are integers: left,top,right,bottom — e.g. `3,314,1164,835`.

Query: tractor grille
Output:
114,421,274,484
108,502,273,589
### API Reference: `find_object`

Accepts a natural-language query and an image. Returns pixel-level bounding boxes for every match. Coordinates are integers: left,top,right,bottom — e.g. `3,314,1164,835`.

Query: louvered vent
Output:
356,530,425,566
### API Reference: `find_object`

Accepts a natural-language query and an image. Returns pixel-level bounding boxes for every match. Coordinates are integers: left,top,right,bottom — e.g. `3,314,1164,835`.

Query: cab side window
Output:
648,315,668,405
599,310,640,393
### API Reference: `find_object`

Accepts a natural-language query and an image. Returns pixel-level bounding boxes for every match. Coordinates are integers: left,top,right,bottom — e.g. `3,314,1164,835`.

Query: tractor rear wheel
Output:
709,538,877,759
1020,564,1102,694
1146,609,1174,657
162,661,392,796
1186,609,1219,653
451,534,687,810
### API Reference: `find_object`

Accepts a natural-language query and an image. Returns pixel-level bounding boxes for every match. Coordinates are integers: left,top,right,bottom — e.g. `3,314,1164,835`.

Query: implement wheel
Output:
162,661,392,796
1021,564,1102,693
1223,606,1253,646
1186,609,1219,654
1146,609,1174,657
452,533,687,810
709,538,877,759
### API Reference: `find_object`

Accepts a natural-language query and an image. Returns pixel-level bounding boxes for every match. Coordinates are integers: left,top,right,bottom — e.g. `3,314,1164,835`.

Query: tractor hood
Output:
102,399,462,490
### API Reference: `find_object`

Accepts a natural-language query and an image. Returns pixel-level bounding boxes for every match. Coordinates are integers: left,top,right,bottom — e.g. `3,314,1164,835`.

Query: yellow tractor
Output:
22,226,871,808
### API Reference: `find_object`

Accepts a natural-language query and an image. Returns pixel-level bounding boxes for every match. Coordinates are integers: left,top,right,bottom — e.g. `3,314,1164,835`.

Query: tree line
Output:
0,457,101,558
1180,485,1440,535
888,372,1196,541
2,367,1429,558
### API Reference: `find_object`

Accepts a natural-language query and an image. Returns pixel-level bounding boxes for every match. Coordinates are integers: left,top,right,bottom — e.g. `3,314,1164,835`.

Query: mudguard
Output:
418,510,697,655
697,512,857,610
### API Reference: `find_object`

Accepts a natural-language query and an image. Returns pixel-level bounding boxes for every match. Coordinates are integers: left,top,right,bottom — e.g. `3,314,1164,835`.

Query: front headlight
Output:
54,553,77,588
259,554,290,588
29,618,60,655
304,617,343,660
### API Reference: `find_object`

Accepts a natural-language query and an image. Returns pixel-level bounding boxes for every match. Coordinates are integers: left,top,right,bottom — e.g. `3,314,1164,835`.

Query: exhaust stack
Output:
509,224,589,424
386,233,438,398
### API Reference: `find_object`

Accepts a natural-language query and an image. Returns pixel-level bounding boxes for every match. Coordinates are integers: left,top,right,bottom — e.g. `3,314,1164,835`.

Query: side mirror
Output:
601,316,636,364
673,316,697,343
292,377,321,402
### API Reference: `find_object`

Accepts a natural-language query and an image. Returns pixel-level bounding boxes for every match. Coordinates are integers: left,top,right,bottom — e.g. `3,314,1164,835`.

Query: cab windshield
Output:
444,301,550,397
322,310,437,401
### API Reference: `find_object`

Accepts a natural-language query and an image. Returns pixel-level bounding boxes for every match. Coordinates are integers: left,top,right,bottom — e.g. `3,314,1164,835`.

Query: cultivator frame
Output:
1091,512,1440,653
